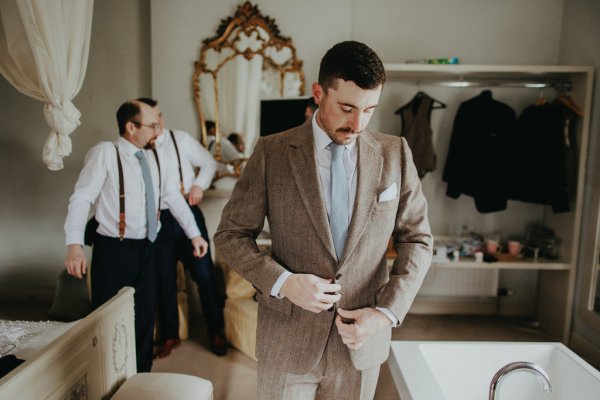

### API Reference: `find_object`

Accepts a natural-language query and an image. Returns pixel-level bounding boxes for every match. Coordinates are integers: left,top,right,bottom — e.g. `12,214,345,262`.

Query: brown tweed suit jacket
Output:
215,120,433,374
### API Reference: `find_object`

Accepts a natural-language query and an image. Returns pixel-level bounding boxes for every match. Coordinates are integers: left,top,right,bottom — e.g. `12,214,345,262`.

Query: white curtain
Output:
0,0,93,170
227,55,263,154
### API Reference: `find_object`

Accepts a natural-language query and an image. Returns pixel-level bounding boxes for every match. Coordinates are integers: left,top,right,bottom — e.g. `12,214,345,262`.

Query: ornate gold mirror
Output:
193,1,305,181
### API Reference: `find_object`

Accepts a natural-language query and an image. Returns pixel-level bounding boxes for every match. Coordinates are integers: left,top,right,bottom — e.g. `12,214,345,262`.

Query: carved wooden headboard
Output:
0,287,136,400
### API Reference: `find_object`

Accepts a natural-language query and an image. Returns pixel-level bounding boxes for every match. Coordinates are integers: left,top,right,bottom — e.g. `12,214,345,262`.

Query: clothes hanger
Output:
431,97,446,109
554,85,584,117
421,91,447,109
394,86,446,114
556,95,584,116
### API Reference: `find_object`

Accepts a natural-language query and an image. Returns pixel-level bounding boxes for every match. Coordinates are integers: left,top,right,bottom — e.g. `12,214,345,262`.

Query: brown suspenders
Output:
114,144,161,241
151,148,162,217
169,130,185,194
115,144,125,241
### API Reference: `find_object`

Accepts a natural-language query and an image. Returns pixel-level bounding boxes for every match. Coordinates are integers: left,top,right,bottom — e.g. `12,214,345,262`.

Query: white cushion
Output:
111,373,213,400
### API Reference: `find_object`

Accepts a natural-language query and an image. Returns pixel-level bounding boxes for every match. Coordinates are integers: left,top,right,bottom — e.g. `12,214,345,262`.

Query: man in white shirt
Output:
227,132,246,154
206,120,246,176
137,98,227,357
64,100,208,372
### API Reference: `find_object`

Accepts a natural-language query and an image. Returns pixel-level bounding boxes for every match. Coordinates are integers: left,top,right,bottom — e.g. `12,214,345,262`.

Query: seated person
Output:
227,132,245,154
205,121,245,175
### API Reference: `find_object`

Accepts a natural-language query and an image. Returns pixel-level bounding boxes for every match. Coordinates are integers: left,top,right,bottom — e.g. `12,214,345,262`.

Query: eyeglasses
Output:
132,120,162,132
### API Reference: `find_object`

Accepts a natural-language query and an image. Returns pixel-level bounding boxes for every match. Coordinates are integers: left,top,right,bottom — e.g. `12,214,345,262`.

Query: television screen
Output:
260,97,310,136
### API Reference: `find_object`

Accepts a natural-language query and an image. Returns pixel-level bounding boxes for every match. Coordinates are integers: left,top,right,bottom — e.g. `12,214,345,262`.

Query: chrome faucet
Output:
489,361,552,400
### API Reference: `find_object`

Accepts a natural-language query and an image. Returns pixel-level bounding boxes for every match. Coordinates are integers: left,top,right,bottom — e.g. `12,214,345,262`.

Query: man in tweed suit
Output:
215,41,433,399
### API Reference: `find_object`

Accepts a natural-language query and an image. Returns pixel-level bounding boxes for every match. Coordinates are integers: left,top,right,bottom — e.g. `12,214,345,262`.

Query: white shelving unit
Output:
383,63,594,341
406,259,570,271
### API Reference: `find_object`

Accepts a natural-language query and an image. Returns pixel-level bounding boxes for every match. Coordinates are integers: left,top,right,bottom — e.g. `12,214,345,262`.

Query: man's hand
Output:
65,244,87,279
280,274,341,313
191,236,208,258
188,185,204,206
335,307,392,350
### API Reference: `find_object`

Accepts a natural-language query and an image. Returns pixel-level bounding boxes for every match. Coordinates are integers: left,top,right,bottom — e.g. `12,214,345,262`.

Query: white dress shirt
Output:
155,128,217,208
271,111,399,326
207,134,244,162
64,137,200,246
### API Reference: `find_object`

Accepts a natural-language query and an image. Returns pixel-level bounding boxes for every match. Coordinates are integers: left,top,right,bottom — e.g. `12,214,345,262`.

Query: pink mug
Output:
508,241,522,256
485,239,502,254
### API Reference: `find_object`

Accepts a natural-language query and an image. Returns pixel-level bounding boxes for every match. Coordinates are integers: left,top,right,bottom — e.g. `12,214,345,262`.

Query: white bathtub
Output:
389,341,600,400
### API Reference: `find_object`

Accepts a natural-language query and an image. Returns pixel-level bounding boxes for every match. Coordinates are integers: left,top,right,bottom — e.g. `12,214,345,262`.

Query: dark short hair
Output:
318,41,385,92
116,101,141,135
205,120,216,133
136,97,158,107
228,132,242,145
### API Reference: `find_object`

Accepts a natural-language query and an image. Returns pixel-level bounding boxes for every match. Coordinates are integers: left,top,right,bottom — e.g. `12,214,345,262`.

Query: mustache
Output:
336,127,354,134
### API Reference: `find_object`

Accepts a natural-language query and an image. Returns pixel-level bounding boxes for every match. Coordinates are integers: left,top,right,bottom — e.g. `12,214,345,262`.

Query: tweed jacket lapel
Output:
288,123,337,261
339,131,383,267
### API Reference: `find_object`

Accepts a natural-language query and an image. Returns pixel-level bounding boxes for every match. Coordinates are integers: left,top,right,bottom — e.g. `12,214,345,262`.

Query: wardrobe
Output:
376,63,594,342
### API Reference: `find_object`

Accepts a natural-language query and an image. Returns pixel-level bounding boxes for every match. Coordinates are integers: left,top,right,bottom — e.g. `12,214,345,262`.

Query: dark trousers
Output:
91,234,156,373
155,206,224,343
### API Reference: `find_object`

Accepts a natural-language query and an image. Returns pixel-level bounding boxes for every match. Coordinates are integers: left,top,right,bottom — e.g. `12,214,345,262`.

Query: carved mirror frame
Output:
192,1,305,180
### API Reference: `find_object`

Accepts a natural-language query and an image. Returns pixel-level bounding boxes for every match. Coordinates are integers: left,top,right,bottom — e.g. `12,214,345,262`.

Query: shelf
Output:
431,260,569,270
383,63,592,84
385,256,569,271
255,237,569,270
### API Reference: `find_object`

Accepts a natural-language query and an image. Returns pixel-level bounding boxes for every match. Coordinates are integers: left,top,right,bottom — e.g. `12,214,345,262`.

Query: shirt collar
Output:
311,109,357,153
155,128,168,146
118,136,142,155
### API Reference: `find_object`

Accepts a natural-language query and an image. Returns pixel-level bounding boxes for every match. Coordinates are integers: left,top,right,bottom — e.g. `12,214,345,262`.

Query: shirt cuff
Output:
271,271,292,298
376,307,399,327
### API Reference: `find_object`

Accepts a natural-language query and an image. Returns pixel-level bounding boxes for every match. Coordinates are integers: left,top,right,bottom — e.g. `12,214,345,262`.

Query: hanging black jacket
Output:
442,90,516,213
509,103,569,212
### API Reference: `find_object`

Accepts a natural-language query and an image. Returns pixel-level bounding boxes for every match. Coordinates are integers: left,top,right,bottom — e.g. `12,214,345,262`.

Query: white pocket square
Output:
378,182,397,202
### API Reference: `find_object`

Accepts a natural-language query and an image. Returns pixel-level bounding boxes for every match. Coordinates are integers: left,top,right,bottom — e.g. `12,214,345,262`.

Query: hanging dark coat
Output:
508,103,570,213
442,90,516,213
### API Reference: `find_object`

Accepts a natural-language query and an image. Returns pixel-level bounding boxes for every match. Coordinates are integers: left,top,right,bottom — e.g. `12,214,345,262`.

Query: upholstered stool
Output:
111,372,213,400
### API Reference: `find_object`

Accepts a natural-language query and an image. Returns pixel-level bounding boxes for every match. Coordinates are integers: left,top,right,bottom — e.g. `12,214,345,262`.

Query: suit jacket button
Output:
335,273,343,280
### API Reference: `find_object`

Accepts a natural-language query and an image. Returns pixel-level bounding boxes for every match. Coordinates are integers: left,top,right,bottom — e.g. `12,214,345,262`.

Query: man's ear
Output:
124,121,136,137
312,82,323,105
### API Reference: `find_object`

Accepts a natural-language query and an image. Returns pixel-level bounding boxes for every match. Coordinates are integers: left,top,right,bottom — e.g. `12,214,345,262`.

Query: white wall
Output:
352,0,563,65
0,0,152,300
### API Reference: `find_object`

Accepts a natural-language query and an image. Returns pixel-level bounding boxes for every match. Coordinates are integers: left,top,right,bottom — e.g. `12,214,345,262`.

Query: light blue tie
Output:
330,143,349,260
135,151,158,242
